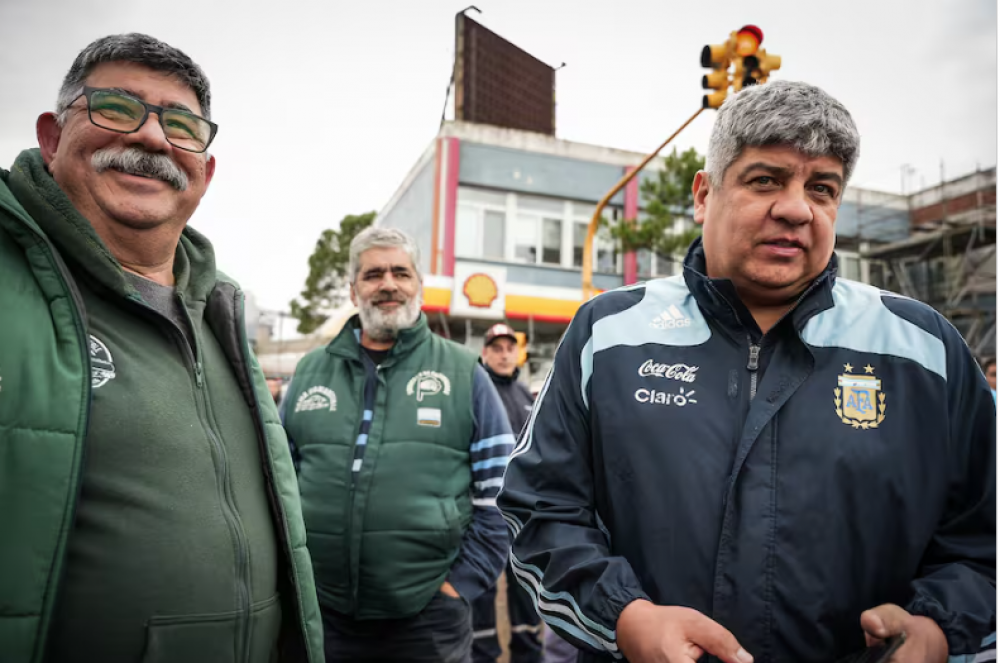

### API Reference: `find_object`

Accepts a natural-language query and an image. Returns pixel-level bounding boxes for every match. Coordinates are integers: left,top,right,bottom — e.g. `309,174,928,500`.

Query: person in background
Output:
983,357,996,401
471,323,543,663
282,226,514,662
266,376,285,405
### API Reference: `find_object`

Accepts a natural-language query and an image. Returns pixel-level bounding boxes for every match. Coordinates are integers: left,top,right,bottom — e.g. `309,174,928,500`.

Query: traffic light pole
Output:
581,106,705,301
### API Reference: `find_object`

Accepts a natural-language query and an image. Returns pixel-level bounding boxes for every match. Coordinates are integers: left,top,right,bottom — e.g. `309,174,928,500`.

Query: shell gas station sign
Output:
450,263,507,319
420,263,590,324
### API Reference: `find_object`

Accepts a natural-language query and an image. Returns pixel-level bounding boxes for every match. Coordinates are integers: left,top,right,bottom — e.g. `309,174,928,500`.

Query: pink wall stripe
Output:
442,137,461,277
623,166,639,285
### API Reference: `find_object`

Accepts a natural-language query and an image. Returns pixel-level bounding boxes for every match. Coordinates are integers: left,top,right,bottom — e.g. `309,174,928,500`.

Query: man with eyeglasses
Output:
0,33,323,663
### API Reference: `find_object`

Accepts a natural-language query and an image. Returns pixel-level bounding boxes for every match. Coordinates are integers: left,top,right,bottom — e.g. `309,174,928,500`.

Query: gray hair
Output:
349,227,422,282
706,80,860,187
56,33,211,125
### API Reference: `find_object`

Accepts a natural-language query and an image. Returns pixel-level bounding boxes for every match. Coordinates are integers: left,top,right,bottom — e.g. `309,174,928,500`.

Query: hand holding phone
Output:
834,633,906,663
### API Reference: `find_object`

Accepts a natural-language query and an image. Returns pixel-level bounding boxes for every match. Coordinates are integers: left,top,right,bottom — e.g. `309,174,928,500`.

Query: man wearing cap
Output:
471,323,541,663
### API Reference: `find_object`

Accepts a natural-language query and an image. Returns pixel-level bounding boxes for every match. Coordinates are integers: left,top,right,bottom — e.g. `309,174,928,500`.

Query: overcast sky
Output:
0,0,995,311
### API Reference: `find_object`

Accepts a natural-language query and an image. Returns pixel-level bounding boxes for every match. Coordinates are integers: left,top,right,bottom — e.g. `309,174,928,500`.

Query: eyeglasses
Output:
74,86,218,153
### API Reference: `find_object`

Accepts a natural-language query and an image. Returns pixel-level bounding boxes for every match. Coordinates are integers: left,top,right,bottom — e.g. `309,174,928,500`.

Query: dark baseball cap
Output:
484,323,518,346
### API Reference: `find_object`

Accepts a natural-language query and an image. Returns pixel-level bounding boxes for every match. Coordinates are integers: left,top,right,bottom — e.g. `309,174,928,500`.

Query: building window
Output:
572,222,587,267
839,253,861,281
655,253,677,277
542,218,562,265
637,249,652,279
483,210,505,260
513,215,537,263
455,187,508,261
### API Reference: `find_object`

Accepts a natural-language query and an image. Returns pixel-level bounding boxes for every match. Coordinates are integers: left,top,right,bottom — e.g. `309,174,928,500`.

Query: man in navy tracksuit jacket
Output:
497,81,995,663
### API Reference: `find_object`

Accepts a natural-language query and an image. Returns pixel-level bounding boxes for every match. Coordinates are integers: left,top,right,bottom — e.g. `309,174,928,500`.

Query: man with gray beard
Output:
282,226,514,662
0,33,324,663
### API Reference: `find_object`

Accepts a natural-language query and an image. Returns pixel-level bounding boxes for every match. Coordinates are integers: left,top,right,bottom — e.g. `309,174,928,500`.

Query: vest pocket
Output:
139,595,281,663
248,594,282,663
440,497,463,550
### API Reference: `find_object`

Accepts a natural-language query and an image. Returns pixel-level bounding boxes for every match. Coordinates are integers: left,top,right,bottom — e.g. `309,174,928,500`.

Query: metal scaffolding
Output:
863,167,996,358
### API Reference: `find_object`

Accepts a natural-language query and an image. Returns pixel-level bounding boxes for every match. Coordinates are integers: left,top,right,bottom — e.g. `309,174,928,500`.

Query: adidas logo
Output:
650,305,691,330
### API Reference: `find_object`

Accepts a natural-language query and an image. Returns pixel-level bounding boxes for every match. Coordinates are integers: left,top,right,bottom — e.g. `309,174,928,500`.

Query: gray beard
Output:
357,292,422,342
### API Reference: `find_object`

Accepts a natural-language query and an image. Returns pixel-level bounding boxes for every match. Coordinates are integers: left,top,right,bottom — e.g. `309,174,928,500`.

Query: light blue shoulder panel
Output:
591,276,711,354
801,278,947,381
578,277,712,407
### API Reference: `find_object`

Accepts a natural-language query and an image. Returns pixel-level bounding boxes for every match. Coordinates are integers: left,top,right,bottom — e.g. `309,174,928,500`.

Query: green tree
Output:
609,147,705,261
289,211,376,334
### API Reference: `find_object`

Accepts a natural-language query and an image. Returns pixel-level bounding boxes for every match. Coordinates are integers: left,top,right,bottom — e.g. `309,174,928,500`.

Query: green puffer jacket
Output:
0,150,324,663
285,317,477,619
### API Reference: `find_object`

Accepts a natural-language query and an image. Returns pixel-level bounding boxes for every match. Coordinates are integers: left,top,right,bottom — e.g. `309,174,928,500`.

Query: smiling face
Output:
693,144,844,307
37,61,215,234
350,246,423,343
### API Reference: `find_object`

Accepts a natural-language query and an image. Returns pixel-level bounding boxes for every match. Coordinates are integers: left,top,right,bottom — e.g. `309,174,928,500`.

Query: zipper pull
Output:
195,361,204,388
747,344,761,371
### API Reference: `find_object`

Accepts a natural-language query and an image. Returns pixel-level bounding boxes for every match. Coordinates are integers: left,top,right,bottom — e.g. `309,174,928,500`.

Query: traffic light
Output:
756,49,782,82
701,42,731,109
702,67,730,109
514,332,528,367
701,25,780,108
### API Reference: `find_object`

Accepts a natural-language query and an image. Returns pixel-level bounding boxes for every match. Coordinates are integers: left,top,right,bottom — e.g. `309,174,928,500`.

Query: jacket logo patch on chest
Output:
407,371,451,402
89,335,116,389
834,363,886,429
635,386,697,407
295,385,338,413
638,360,699,383
417,407,442,427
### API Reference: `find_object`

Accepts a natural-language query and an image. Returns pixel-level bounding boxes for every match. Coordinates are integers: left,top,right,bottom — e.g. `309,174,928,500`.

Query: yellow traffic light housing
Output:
700,25,780,109
756,49,782,82
702,67,730,109
514,332,528,367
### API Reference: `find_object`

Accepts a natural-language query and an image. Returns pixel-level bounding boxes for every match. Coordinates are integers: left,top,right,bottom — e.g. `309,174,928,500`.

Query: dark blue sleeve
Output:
446,365,515,601
496,298,649,658
904,315,996,655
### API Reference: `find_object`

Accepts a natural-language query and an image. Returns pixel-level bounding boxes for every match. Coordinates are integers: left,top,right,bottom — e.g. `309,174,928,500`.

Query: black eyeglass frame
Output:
74,86,219,153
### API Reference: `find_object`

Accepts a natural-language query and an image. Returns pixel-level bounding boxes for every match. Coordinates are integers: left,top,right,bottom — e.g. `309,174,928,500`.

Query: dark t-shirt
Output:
124,271,196,353
363,346,390,366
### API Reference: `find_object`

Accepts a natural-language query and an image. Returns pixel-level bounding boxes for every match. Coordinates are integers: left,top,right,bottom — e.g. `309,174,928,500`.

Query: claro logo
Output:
634,386,698,407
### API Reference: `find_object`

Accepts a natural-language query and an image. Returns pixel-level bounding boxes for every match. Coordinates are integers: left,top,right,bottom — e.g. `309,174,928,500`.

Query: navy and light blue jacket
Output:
498,240,995,662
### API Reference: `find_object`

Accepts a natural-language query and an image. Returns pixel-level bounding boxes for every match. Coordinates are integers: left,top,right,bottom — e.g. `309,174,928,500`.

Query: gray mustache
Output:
92,147,189,191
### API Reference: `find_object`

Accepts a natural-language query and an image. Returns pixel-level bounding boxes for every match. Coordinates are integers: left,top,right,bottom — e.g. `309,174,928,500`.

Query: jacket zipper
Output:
747,342,761,401
180,294,253,663
134,292,253,662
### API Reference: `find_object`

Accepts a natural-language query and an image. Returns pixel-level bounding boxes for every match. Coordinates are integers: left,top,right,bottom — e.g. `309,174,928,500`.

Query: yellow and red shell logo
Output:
462,273,499,308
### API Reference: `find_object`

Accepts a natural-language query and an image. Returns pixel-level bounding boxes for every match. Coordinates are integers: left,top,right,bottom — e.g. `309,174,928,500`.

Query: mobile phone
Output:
834,633,906,663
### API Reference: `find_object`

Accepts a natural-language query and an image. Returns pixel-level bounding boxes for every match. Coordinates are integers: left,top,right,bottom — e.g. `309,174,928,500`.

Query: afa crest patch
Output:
834,363,886,430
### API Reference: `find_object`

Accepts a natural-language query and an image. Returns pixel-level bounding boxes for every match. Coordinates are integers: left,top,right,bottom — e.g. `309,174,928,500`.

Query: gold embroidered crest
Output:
834,363,886,429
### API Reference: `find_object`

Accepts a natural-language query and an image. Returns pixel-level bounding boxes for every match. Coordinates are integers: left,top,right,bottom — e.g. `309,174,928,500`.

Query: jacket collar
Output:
326,312,431,363
680,237,838,338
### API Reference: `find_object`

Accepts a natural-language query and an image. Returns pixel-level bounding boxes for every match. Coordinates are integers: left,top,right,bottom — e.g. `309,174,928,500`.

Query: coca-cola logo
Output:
637,360,698,383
